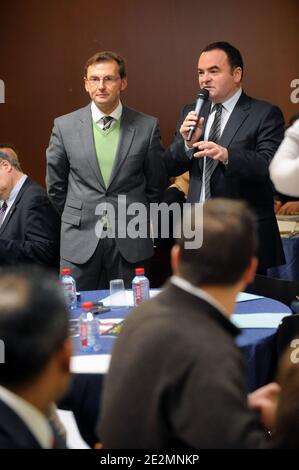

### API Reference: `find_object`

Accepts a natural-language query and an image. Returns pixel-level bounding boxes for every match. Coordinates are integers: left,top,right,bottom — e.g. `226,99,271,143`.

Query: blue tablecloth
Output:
70,290,291,392
268,235,299,281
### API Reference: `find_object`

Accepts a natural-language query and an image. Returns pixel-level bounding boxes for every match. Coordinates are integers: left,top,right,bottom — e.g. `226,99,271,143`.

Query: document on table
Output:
236,292,263,302
102,289,160,307
71,354,111,374
231,312,291,329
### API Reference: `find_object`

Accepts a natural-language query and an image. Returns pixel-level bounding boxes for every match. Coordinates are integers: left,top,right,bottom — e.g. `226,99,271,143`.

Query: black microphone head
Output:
197,88,209,100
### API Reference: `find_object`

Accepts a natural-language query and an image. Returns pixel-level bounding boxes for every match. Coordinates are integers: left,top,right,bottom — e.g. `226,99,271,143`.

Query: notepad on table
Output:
231,312,290,329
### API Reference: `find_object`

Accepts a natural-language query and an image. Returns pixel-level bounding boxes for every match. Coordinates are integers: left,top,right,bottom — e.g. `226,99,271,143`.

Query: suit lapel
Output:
207,92,251,179
0,178,31,235
219,92,251,148
78,105,106,189
0,399,42,449
107,106,135,188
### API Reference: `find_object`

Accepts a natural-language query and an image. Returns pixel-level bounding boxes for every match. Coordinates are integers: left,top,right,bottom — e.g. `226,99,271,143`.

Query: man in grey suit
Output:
46,51,166,290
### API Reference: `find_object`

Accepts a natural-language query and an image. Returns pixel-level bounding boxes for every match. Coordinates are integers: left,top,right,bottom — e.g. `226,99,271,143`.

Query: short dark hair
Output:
201,41,244,78
0,144,22,172
84,51,127,78
177,199,257,286
0,266,69,388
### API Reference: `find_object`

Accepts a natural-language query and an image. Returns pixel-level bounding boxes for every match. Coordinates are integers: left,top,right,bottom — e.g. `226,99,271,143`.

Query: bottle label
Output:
135,284,142,305
80,323,88,347
133,279,150,305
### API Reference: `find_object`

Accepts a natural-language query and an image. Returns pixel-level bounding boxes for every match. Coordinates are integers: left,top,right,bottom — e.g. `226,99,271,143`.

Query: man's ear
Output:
120,77,128,92
233,66,242,84
57,338,72,373
242,256,258,287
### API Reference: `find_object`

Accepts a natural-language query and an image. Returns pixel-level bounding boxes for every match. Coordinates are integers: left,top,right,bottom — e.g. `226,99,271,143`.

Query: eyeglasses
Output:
85,76,121,87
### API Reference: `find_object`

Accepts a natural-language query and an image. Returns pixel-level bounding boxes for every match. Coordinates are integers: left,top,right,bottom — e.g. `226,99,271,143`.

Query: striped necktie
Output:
102,116,114,131
203,103,222,200
0,201,7,226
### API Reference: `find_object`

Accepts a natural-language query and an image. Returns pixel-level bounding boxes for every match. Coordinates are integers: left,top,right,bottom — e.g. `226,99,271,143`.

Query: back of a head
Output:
0,266,69,388
0,143,22,172
177,198,257,286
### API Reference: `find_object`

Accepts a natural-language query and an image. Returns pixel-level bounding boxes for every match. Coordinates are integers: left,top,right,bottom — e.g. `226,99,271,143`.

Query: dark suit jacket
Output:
0,399,42,449
46,104,167,265
165,92,285,270
98,282,267,449
0,178,60,266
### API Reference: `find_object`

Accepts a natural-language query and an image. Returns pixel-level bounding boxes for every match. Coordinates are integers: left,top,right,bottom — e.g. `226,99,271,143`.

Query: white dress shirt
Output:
203,87,242,140
185,88,242,201
0,385,53,448
91,100,123,129
185,87,243,154
0,174,27,223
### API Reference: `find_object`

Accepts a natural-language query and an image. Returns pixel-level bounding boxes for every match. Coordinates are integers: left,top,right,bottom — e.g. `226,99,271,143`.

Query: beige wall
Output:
0,0,298,185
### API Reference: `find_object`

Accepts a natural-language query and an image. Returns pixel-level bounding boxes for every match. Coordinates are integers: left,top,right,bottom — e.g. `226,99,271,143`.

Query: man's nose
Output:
200,72,211,84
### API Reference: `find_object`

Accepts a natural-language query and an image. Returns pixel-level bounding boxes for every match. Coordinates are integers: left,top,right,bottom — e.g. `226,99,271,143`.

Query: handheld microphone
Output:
187,88,209,141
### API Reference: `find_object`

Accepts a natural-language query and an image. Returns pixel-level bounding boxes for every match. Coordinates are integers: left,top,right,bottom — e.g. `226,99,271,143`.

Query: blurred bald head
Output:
0,144,22,172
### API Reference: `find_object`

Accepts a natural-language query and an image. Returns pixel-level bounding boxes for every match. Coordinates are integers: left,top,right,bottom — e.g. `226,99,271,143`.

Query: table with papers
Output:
69,289,291,392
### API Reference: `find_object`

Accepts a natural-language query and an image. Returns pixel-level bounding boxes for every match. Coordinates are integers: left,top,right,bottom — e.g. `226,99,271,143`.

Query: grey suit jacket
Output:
46,104,167,264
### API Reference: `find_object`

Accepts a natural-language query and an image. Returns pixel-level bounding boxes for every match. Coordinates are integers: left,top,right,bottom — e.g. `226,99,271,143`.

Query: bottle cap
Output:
61,268,71,275
135,268,144,275
82,301,94,311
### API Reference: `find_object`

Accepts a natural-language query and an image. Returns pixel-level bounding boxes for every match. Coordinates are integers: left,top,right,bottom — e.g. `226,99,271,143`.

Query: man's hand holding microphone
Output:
180,88,228,163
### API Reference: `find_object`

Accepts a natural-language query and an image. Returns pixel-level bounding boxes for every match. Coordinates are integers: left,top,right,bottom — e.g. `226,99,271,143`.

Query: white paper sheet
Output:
231,312,290,329
102,289,160,307
70,354,111,374
237,292,264,302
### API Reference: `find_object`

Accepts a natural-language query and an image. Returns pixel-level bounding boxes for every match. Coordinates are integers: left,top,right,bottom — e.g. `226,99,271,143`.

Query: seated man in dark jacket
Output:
0,144,60,267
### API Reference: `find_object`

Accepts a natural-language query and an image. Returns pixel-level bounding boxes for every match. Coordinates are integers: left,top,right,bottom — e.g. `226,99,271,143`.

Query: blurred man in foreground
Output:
0,266,71,448
98,198,280,449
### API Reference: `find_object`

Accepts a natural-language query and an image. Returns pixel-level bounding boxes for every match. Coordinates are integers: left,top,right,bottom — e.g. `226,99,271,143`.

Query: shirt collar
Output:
171,275,229,318
91,100,123,123
0,385,53,448
170,276,240,337
4,174,27,206
218,87,242,113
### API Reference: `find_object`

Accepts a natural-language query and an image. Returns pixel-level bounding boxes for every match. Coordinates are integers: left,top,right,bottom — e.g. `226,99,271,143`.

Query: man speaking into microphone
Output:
164,41,285,272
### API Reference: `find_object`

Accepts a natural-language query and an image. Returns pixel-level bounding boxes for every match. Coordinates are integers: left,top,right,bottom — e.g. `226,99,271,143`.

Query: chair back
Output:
245,274,299,311
276,313,299,357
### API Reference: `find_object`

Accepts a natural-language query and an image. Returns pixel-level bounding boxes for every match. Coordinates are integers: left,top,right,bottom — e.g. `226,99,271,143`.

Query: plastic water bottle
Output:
79,302,99,352
60,268,77,310
132,268,150,306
